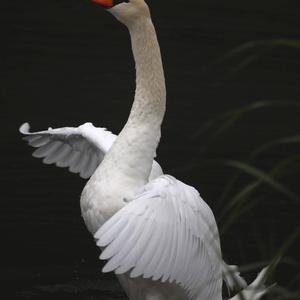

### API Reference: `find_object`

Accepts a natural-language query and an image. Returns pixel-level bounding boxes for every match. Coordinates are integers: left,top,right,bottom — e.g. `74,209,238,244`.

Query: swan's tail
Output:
228,266,275,300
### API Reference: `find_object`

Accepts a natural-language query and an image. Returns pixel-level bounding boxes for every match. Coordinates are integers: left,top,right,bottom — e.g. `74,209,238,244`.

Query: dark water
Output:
1,0,300,298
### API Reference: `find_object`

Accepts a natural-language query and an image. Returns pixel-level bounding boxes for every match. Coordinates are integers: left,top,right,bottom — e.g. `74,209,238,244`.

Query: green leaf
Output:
223,160,299,202
193,100,300,139
217,39,300,63
251,136,300,159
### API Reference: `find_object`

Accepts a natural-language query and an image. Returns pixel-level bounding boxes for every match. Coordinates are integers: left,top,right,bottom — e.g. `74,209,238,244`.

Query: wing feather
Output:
70,151,87,174
80,153,96,179
143,218,167,278
26,135,50,147
152,207,173,280
78,155,90,178
99,218,132,260
161,216,176,282
98,217,127,247
33,142,58,158
55,146,74,167
67,151,82,173
102,217,143,273
114,216,148,274
129,216,157,278
95,175,223,299
141,221,164,279
20,122,116,179
181,228,192,284
42,142,65,164
114,213,148,274
172,216,185,283
116,215,152,275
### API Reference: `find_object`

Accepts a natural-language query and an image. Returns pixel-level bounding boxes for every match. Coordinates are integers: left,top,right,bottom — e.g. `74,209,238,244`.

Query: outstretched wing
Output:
95,175,223,299
19,122,116,179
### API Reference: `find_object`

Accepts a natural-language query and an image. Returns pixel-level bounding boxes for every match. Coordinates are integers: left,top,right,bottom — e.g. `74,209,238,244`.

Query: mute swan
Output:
20,0,272,299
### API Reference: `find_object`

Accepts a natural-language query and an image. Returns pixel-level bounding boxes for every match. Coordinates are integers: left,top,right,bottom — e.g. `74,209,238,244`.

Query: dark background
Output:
1,0,299,299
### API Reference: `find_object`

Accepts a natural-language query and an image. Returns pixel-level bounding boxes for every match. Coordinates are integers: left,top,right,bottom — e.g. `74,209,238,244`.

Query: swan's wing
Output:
95,175,223,299
19,122,116,179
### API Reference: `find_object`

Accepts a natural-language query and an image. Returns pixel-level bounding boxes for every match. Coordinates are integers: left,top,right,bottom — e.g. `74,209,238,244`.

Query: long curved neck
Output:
94,17,166,187
128,18,166,126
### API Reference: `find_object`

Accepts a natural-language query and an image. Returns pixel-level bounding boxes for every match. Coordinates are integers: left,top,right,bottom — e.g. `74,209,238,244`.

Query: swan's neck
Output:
93,18,165,194
128,19,166,126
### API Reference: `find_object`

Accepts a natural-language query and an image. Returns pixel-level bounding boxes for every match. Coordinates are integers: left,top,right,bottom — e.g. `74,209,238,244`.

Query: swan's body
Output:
20,1,272,299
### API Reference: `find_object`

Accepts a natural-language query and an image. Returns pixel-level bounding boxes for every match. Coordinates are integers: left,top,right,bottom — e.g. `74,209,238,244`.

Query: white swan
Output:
20,0,272,299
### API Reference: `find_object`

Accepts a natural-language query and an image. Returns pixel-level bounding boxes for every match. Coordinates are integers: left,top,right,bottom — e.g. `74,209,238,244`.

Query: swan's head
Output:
92,0,150,27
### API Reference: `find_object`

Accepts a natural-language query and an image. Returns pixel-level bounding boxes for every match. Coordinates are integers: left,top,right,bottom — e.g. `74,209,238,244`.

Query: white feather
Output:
20,122,115,179
94,175,223,299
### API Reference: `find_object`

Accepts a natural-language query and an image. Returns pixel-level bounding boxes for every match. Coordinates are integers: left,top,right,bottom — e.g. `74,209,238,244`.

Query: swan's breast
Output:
80,170,144,235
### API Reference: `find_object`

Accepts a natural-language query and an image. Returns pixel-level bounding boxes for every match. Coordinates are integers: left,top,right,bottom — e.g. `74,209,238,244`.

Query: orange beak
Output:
91,0,113,7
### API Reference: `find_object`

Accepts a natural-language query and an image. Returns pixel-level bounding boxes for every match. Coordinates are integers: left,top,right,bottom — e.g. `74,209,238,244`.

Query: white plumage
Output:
20,0,272,299
95,175,222,299
19,122,114,178
20,122,162,181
